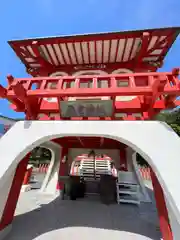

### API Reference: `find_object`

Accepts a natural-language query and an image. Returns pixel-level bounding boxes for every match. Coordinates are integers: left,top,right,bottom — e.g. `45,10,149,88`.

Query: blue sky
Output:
0,0,180,118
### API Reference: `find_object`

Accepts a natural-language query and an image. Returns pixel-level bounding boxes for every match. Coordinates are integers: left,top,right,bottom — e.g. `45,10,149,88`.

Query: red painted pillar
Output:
0,154,30,230
22,165,33,185
119,148,128,171
150,169,173,240
56,147,68,190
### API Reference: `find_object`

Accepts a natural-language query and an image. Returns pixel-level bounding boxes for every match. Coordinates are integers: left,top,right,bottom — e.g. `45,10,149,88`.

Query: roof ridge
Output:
0,115,24,121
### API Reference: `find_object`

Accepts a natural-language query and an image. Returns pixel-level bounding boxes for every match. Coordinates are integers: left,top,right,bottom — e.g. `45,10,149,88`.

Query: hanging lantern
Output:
88,150,95,158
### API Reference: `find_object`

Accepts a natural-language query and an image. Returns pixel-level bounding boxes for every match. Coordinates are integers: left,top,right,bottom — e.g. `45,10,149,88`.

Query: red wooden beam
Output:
0,154,31,230
7,75,14,86
53,142,124,149
6,75,180,98
11,82,37,119
31,41,54,69
2,70,180,115
7,70,178,82
7,86,179,99
8,28,179,80
0,84,25,110
77,137,84,147
0,85,7,98
9,27,178,46
145,75,167,117
46,61,157,76
50,99,179,112
135,32,150,67
53,136,125,149
100,137,104,147
150,169,173,240
9,95,180,114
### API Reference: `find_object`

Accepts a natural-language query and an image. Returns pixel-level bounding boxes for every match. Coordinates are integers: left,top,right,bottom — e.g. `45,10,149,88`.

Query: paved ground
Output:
30,172,45,189
7,194,161,240
5,174,161,240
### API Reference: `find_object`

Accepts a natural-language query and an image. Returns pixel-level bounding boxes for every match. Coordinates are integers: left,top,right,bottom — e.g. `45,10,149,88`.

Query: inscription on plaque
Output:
60,100,113,117
74,64,106,70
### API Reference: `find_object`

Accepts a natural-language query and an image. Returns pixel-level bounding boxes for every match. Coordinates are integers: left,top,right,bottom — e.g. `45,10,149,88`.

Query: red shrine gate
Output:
3,27,180,121
0,27,179,240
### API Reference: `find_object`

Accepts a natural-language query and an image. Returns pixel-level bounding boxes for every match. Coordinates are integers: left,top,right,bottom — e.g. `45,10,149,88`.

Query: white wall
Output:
0,121,180,238
40,141,61,195
131,149,151,202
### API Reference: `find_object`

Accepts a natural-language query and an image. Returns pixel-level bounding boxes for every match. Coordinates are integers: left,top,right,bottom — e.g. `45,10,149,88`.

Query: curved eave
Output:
8,27,180,73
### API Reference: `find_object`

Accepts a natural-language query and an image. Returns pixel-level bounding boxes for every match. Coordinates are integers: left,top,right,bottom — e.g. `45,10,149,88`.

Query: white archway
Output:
39,141,61,195
0,121,180,238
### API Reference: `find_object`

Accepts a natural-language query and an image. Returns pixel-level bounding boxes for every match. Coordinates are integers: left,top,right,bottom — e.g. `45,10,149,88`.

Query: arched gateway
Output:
0,120,180,239
0,27,180,239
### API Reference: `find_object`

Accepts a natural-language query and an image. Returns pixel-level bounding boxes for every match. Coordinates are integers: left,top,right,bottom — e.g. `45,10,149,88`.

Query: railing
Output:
6,71,180,99
33,164,49,173
139,167,151,180
32,164,151,181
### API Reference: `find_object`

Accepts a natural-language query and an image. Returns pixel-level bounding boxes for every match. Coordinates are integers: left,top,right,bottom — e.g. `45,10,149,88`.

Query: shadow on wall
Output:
23,121,33,129
159,121,176,133
6,187,161,240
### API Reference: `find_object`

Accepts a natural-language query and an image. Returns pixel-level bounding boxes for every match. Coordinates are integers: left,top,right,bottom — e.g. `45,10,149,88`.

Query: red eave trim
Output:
8,27,180,75
8,27,180,45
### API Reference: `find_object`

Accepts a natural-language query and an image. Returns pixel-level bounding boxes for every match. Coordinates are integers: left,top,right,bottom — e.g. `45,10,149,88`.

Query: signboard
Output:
60,100,113,118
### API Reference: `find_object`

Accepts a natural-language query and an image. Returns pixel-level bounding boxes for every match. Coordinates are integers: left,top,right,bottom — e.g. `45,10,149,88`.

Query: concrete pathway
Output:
5,185,161,240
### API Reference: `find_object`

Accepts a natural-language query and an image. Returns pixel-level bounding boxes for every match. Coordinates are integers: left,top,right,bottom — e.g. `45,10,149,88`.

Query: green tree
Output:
136,153,149,167
29,147,51,166
156,108,180,136
169,123,180,136
137,108,180,167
